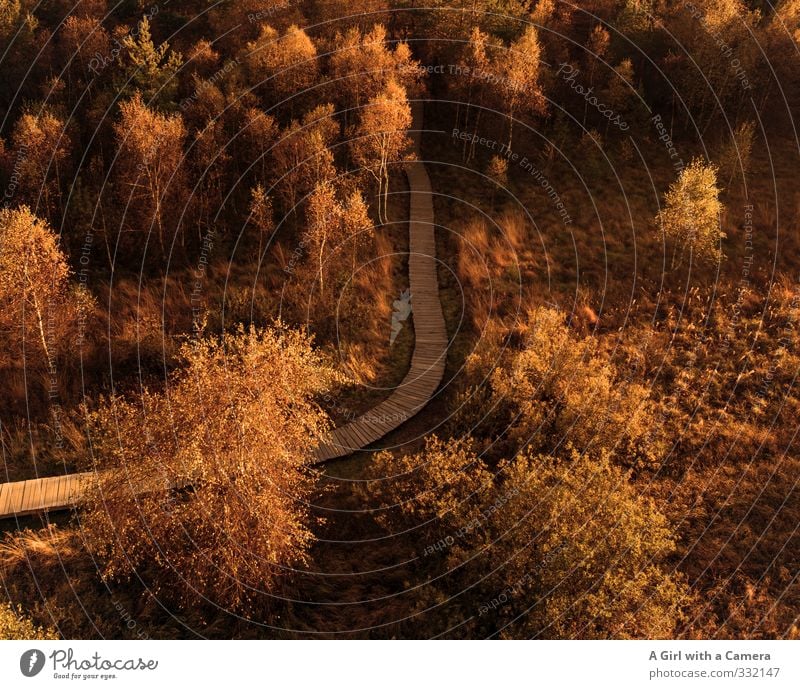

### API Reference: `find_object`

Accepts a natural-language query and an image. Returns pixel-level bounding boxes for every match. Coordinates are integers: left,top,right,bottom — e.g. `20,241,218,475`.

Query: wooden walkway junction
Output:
0,102,447,519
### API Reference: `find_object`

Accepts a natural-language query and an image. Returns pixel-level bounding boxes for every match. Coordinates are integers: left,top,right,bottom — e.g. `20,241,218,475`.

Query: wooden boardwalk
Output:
313,101,447,460
0,102,447,519
0,473,92,518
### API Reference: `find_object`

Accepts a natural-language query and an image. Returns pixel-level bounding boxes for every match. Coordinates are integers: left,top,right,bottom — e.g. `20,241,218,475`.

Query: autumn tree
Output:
717,120,756,188
453,27,496,161
0,602,57,640
0,0,34,47
272,104,338,214
7,108,72,220
329,25,388,116
655,158,725,267
209,0,301,47
304,181,373,295
57,15,111,93
235,107,279,185
304,181,341,297
329,24,421,128
113,93,188,250
600,57,642,134
469,449,686,638
369,439,686,638
583,24,611,126
82,324,334,611
0,0,38,103
664,0,759,127
340,186,373,267
765,0,800,81
366,436,494,544
0,206,77,366
489,306,662,470
184,39,221,79
350,80,412,223
409,0,528,41
180,77,226,131
496,24,546,148
247,183,274,256
244,24,318,115
188,118,231,241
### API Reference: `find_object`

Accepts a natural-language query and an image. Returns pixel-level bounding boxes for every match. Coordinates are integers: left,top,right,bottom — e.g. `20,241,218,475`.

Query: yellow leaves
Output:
350,78,412,222
0,602,58,640
489,306,664,469
656,158,725,266
246,23,318,102
82,324,332,610
367,436,493,538
0,206,75,363
113,93,188,245
371,437,685,638
486,449,685,638
116,92,186,163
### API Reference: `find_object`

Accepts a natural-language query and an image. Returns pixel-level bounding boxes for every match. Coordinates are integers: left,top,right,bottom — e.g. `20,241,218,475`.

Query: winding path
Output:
314,102,446,460
0,102,447,518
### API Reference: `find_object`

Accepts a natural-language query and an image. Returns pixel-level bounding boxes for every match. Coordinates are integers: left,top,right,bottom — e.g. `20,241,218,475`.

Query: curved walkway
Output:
314,102,446,460
0,102,446,518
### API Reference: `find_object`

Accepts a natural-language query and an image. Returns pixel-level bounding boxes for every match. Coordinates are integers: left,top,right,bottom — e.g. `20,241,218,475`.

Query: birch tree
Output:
350,80,412,224
655,158,725,267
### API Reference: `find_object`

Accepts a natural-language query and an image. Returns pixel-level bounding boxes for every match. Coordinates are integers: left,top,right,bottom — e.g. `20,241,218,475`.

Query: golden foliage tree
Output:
664,0,759,125
273,104,338,214
453,26,496,161
717,120,756,188
247,183,274,256
497,24,546,147
471,450,687,638
0,206,71,365
9,108,72,220
0,602,58,640
329,24,421,128
350,79,412,223
57,15,110,92
113,93,188,249
370,440,686,638
0,0,37,100
655,158,725,266
237,107,279,185
304,181,373,295
245,24,319,114
490,306,662,469
82,324,334,611
367,437,494,544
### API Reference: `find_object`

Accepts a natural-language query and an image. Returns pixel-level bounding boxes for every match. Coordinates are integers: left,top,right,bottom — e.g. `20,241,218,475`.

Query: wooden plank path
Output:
0,473,92,518
0,101,446,519
313,101,446,461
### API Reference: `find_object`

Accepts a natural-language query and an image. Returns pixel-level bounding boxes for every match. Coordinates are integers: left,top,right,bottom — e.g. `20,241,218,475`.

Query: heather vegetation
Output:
0,0,798,640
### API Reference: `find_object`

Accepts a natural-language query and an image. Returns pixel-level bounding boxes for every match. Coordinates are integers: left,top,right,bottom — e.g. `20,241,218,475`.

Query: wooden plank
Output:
26,478,43,512
0,483,11,516
5,480,26,516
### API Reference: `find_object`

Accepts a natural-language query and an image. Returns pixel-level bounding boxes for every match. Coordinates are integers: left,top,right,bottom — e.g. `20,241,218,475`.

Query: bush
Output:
81,324,335,612
0,602,57,640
